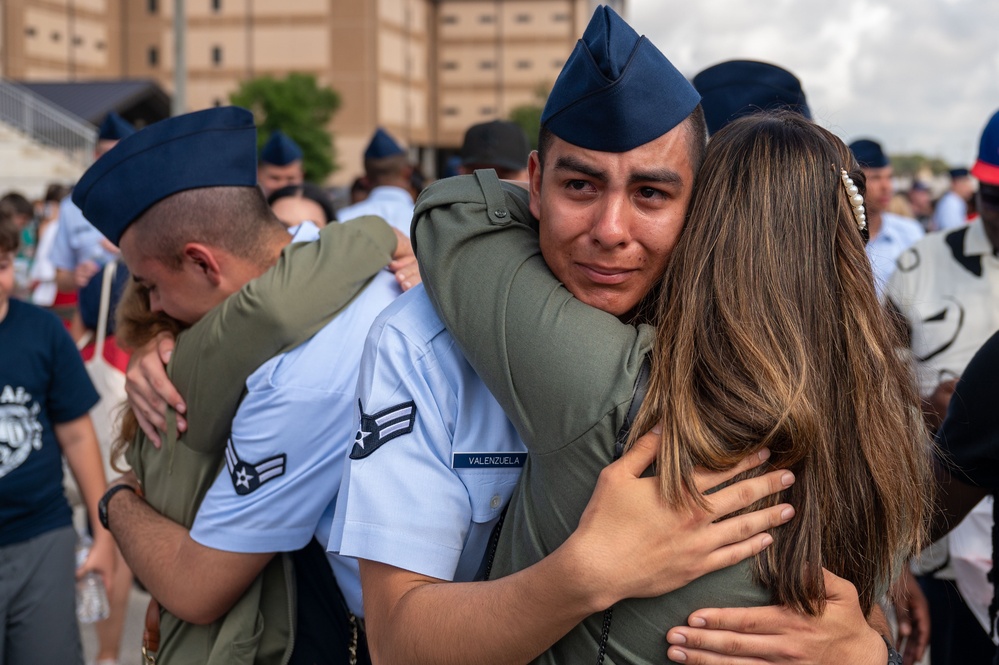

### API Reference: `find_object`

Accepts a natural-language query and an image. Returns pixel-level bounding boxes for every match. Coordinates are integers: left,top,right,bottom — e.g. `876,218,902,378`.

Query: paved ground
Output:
80,586,150,665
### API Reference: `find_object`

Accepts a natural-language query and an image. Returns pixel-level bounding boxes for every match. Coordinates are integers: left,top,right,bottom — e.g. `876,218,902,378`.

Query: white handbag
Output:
65,261,129,506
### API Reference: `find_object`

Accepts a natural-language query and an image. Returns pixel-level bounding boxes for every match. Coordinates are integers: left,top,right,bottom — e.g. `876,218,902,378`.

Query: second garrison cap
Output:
541,5,700,153
97,112,136,141
365,128,406,160
849,139,889,169
72,106,259,246
973,109,999,186
460,120,530,171
260,130,303,166
693,60,811,136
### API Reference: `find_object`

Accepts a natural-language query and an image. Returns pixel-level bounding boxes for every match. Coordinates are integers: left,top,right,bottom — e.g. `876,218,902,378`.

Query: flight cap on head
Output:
365,128,406,159
949,167,970,179
849,139,889,169
693,60,811,136
541,4,700,153
460,120,530,171
260,130,303,166
973,110,999,186
72,106,258,246
97,111,136,141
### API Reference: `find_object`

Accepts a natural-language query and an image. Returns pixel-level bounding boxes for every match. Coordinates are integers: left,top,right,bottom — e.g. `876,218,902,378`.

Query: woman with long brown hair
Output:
411,111,933,663
629,112,931,617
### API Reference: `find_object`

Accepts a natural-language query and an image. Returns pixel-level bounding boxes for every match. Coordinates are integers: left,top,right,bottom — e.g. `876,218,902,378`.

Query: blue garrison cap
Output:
949,167,970,179
73,106,258,245
365,128,405,159
541,5,699,152
693,60,811,136
849,139,889,169
97,112,136,141
259,130,303,166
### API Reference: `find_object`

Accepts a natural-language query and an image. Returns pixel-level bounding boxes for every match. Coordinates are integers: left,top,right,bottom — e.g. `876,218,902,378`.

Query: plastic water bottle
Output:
75,533,110,623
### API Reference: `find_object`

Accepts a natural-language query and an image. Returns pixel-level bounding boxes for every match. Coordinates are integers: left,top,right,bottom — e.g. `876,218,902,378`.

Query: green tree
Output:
230,73,341,182
889,153,952,178
508,83,550,150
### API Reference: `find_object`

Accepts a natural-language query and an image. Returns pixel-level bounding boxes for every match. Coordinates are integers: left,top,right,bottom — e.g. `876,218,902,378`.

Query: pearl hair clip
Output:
841,169,867,232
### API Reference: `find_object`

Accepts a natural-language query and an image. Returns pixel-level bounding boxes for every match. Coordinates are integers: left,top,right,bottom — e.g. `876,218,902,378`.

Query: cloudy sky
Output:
628,0,999,166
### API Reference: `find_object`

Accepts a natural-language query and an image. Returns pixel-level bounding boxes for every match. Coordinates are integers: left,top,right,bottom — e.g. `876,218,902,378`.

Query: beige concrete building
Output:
1,0,622,184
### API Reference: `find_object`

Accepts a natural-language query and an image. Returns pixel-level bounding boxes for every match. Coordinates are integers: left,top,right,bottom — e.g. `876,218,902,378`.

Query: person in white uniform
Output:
337,128,416,236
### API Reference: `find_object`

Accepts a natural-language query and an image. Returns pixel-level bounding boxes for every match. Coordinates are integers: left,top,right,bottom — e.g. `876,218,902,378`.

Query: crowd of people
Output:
2,4,999,665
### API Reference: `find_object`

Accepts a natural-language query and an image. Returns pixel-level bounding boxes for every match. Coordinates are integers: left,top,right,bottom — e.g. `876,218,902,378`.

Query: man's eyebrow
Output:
628,168,684,187
553,155,607,181
131,274,146,284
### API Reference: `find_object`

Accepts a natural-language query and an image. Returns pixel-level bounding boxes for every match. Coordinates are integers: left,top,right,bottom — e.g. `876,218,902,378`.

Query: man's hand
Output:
891,568,930,665
922,378,958,432
125,331,185,445
566,428,796,610
664,569,887,664
389,228,422,291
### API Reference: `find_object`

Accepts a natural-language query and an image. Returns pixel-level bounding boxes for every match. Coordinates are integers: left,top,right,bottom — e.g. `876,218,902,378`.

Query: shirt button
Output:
490,495,502,509
493,209,508,219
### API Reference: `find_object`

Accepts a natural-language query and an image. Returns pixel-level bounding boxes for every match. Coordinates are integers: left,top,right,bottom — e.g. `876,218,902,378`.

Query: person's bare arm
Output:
931,460,989,542
665,569,888,664
104,473,272,624
891,568,930,665
922,378,958,432
57,414,116,588
362,432,796,665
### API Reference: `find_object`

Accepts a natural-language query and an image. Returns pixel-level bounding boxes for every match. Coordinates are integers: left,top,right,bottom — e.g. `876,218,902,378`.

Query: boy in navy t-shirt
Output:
0,212,115,663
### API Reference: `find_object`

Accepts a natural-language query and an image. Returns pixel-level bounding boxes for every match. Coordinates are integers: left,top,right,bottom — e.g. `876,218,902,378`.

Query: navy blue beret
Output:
259,130,303,166
97,112,136,141
73,106,258,246
365,128,405,159
541,5,700,152
693,60,811,136
849,139,889,169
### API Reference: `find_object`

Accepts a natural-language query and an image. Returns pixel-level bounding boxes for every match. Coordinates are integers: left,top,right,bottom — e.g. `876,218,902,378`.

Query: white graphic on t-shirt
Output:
0,385,43,480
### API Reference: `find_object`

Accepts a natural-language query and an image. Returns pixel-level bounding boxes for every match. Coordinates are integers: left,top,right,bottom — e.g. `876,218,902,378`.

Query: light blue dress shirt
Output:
189,224,401,596
329,285,526,616
337,186,416,237
866,211,924,297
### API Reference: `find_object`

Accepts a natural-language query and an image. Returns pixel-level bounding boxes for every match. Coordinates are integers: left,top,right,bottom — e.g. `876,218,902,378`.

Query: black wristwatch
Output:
882,635,903,665
98,484,137,530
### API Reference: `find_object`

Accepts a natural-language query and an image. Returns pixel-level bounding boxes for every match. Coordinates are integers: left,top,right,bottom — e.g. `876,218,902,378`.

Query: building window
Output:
441,61,459,70
441,15,458,24
516,60,531,69
479,14,495,23
553,12,569,22
213,98,223,107
96,41,106,50
481,107,495,116
552,59,564,69
212,0,222,11
24,27,36,37
212,46,223,66
442,107,459,116
148,46,158,66
51,31,61,42
515,14,531,23
72,35,84,46
480,61,495,70
148,0,158,13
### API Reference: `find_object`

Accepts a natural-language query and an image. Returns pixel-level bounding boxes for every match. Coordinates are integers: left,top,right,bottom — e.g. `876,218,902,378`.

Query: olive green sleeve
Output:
412,171,652,455
168,216,396,453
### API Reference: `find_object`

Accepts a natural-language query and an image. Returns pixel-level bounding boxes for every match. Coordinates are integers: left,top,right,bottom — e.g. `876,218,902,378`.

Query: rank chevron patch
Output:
225,438,286,496
349,400,417,460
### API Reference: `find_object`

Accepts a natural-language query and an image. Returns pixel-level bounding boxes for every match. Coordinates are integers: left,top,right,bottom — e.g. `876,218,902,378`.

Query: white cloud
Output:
628,0,999,165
